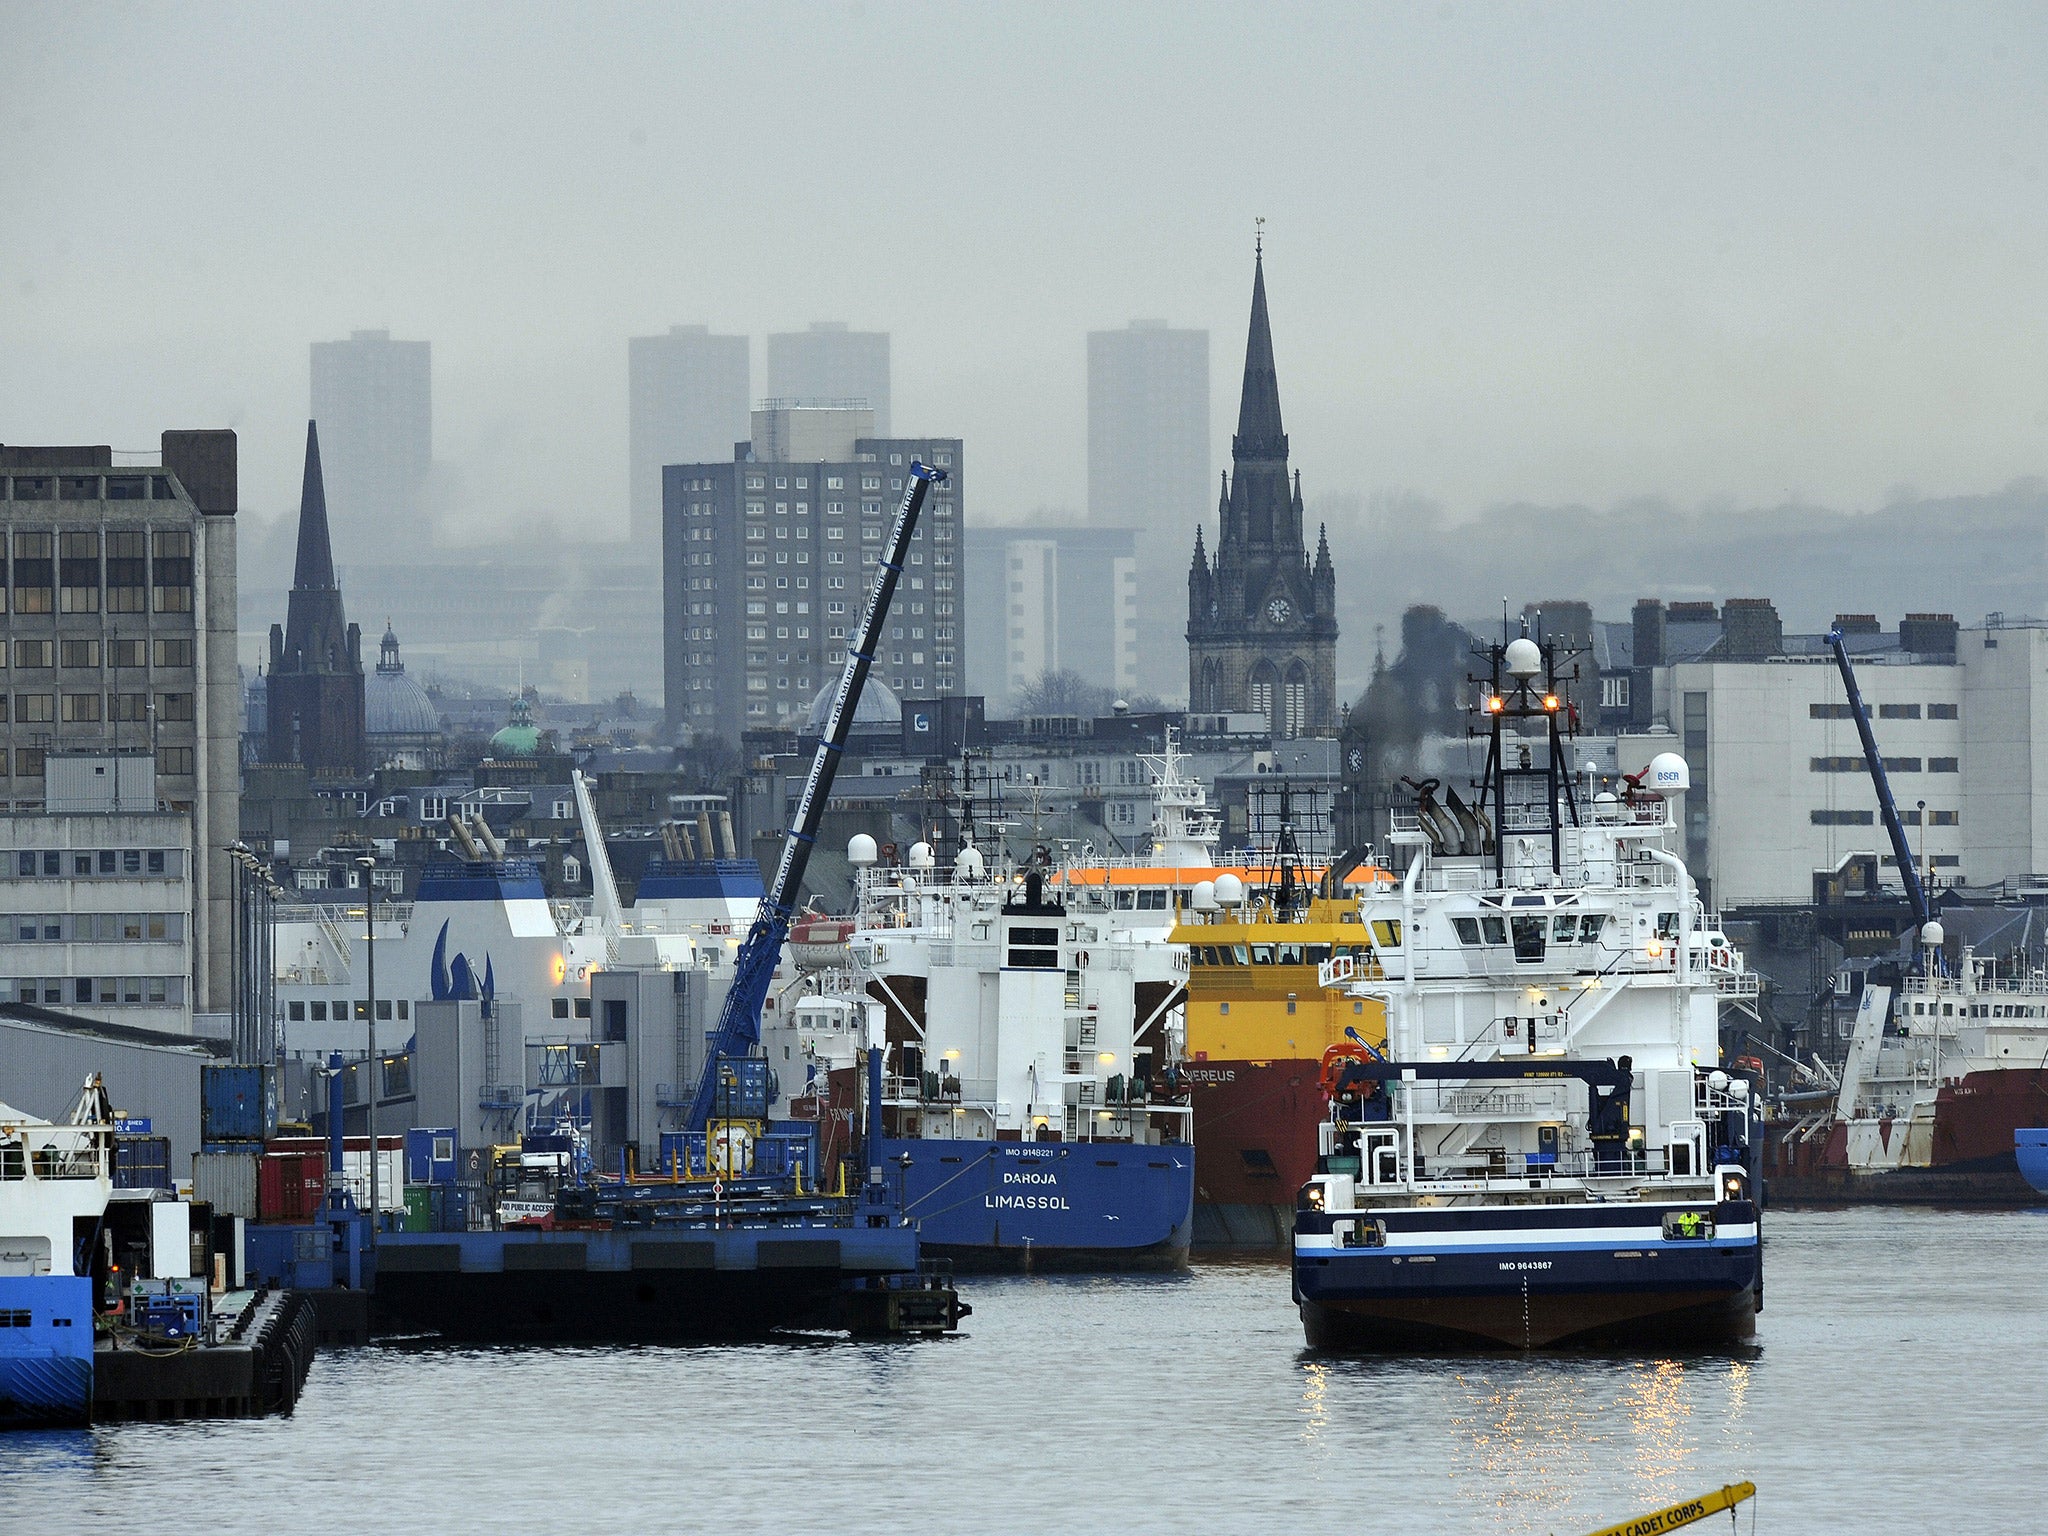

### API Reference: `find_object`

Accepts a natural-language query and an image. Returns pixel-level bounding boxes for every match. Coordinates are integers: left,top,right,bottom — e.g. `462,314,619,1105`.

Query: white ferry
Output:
1293,631,1765,1349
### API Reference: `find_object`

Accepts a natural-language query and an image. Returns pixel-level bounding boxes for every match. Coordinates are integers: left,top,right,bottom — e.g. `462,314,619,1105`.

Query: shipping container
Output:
201,1063,278,1144
113,1134,172,1190
264,1135,404,1213
406,1126,460,1185
191,1150,260,1219
257,1150,327,1223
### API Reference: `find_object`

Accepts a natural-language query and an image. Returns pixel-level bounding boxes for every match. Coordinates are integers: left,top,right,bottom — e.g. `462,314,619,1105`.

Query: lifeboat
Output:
789,915,855,971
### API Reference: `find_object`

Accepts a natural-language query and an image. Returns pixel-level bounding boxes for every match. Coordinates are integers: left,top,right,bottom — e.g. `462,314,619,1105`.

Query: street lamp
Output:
357,852,379,1245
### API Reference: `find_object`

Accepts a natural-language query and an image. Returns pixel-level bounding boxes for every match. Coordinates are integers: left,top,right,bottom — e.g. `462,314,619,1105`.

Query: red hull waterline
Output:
1189,1059,1322,1247
1766,1068,2048,1206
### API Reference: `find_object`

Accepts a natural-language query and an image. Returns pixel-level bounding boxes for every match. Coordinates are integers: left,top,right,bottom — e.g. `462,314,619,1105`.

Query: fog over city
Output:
7,2,2047,627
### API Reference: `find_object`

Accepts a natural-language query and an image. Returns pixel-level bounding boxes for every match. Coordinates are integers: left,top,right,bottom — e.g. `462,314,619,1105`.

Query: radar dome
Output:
1708,1069,1729,1093
955,845,986,880
908,841,935,870
1191,879,1217,912
1645,752,1690,796
1504,637,1543,679
1213,873,1245,907
847,833,878,867
1921,919,1945,949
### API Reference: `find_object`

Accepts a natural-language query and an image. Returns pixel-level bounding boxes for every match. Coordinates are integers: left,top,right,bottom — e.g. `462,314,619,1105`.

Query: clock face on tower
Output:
1266,597,1292,626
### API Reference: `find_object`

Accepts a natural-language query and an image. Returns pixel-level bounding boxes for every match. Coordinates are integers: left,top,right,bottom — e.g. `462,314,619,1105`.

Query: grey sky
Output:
4,2,2045,544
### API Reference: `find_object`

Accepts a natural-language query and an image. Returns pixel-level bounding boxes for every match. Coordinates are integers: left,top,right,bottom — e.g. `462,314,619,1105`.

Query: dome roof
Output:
366,628,439,737
490,695,542,757
806,677,902,731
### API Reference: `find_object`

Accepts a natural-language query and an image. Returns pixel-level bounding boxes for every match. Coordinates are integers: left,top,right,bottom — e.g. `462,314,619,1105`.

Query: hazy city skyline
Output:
6,5,2048,554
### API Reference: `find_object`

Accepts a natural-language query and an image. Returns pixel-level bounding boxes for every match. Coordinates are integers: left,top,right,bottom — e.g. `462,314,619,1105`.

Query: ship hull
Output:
1294,1203,1761,1351
370,1227,923,1341
887,1136,1193,1271
1187,1058,1321,1249
2018,1129,2048,1195
1765,1068,2048,1206
0,1277,94,1429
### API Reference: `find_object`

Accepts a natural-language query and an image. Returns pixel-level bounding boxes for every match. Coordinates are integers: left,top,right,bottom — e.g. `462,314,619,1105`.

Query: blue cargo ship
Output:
788,844,1196,1272
0,1092,109,1428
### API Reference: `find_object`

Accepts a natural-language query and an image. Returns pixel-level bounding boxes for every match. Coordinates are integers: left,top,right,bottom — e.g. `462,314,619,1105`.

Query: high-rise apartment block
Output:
765,323,891,432
628,324,751,549
966,527,1138,709
1090,319,1209,699
0,432,241,1022
663,407,961,742
309,328,432,554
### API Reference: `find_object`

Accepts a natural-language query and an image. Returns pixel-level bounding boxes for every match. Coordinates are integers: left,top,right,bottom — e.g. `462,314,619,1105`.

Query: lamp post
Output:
357,853,379,1245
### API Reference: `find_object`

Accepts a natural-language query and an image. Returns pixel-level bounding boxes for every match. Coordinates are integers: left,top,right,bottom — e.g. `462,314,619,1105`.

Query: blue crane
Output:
1824,625,1933,954
682,460,951,1133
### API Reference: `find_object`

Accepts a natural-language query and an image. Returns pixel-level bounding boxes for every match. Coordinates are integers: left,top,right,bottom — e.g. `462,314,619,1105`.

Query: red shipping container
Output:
258,1150,328,1223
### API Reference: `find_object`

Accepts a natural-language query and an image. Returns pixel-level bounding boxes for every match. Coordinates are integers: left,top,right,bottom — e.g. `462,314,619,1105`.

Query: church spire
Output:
292,419,337,591
1232,245,1287,462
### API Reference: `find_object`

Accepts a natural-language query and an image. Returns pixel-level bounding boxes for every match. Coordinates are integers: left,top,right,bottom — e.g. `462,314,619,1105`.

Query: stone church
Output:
1186,248,1338,737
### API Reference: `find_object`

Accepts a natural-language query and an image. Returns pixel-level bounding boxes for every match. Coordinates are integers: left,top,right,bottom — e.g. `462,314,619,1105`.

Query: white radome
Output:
1191,879,1217,911
1213,873,1245,907
1921,920,1945,949
1504,637,1543,678
908,841,935,870
847,833,878,867
1646,752,1690,796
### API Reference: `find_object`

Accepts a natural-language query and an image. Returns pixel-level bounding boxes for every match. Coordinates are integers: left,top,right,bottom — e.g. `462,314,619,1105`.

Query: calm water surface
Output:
2,1207,2041,1534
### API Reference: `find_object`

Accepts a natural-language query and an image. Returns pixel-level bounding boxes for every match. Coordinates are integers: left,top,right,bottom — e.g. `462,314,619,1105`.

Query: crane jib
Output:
684,460,949,1133
1825,627,1930,934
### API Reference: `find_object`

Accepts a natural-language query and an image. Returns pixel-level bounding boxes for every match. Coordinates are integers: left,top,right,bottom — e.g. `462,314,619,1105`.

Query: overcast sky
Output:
5,2,2046,544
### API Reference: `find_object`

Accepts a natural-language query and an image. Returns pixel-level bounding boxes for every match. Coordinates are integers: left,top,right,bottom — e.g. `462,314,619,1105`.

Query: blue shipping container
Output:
113,1135,171,1190
405,1127,460,1185
201,1064,278,1144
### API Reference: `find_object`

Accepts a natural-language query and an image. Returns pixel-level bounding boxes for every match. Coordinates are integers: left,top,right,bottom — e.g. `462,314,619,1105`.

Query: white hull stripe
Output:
1297,1222,1758,1253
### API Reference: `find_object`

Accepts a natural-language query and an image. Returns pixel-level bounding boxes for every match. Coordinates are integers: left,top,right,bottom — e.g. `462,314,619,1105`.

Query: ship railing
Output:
1399,1145,1707,1190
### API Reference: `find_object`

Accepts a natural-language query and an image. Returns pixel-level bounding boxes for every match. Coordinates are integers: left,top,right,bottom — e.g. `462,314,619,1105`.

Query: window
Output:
58,531,99,612
1812,809,1874,825
1928,703,1958,720
15,748,44,778
106,531,146,612
14,640,52,668
155,692,193,722
15,693,53,723
157,746,193,776
1878,703,1921,719
1370,919,1404,948
1809,702,1854,720
151,529,192,612
60,639,99,668
60,693,101,723
1930,810,1959,826
1929,757,1959,773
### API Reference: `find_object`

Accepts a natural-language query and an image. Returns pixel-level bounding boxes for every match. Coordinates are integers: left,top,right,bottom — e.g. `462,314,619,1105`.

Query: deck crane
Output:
682,460,951,1135
1825,625,1939,971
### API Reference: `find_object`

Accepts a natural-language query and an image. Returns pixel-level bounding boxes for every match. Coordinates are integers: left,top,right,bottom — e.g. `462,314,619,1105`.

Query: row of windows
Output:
1194,942,1368,966
285,997,412,1022
9,849,183,878
2,746,191,782
1809,702,1959,720
4,911,181,943
1811,808,1958,826
5,976,185,1007
1,691,188,723
3,638,192,670
3,529,192,615
0,476,179,501
1811,756,1958,774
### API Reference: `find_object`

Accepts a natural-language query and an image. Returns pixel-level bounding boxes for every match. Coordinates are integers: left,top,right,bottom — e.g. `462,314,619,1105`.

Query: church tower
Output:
267,420,367,774
1187,245,1338,737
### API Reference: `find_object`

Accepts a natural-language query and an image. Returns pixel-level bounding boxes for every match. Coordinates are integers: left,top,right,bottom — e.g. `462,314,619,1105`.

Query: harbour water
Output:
2,1207,2040,1534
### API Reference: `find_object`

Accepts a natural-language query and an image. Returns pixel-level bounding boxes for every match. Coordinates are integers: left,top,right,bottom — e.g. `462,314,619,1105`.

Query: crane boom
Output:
1824,626,1931,932
683,460,950,1133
